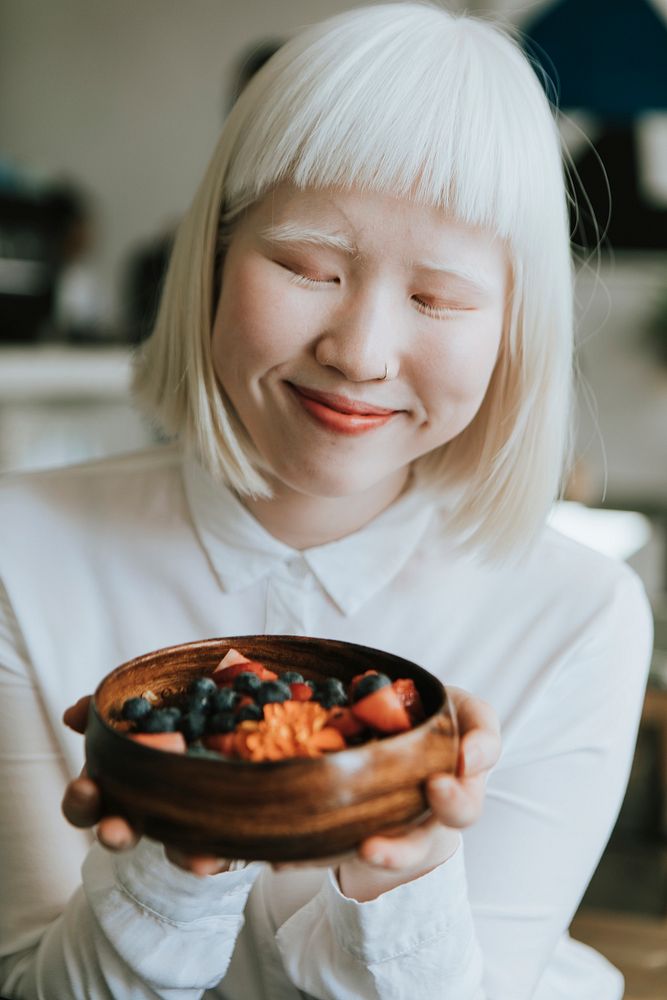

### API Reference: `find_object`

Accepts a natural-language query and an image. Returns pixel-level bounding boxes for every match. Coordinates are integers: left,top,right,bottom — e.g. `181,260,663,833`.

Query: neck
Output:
242,468,411,549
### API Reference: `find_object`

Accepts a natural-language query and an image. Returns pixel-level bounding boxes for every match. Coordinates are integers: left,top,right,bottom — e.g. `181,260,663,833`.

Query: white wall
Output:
0,0,365,321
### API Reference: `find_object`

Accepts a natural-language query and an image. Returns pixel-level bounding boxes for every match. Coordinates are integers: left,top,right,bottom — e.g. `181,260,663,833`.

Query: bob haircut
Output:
133,1,573,561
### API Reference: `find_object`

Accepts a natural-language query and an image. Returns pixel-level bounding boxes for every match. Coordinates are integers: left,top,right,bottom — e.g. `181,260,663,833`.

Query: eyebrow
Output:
409,260,495,294
259,222,357,254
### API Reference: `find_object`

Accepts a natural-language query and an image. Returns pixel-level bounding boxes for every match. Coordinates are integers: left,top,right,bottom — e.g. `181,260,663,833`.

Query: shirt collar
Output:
182,452,437,616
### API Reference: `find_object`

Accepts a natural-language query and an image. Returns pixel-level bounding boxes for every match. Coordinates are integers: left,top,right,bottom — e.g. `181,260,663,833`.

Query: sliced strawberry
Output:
327,705,365,739
235,694,256,711
216,648,251,669
392,678,425,724
289,682,314,702
203,732,237,756
350,685,412,734
310,726,346,753
130,731,187,753
213,660,278,685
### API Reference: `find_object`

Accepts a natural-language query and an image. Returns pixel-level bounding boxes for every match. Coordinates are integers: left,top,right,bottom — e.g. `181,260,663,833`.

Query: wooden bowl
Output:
86,635,458,861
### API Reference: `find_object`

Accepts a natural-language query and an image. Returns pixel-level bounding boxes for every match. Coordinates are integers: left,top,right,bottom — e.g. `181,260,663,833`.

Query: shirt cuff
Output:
108,838,262,922
326,837,468,964
81,839,264,992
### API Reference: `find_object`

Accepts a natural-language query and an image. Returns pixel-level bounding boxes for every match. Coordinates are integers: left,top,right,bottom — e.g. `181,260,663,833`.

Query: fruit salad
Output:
115,648,425,761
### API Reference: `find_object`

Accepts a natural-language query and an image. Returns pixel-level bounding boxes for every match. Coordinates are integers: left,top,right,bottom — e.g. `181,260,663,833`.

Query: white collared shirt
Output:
0,445,653,999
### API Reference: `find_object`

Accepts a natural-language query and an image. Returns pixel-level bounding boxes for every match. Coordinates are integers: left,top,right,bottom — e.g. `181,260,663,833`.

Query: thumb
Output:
63,695,92,734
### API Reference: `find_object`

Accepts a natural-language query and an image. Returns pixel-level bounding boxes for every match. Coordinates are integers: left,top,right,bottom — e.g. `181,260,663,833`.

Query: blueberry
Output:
121,696,153,722
185,692,210,714
351,672,391,702
313,678,347,708
233,671,262,695
209,687,239,713
236,704,263,722
138,708,179,733
314,690,346,709
281,670,304,684
162,706,182,723
208,711,236,733
256,680,292,706
322,677,347,697
180,710,206,742
188,676,217,698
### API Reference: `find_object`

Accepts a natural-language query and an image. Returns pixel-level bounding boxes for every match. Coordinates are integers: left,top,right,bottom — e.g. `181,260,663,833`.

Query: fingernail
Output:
100,832,131,851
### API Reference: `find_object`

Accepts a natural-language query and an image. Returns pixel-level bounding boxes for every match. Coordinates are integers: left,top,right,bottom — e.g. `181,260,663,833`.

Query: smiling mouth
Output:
287,383,401,435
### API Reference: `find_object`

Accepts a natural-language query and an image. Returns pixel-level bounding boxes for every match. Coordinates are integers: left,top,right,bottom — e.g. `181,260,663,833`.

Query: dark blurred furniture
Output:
0,187,83,344
0,191,58,342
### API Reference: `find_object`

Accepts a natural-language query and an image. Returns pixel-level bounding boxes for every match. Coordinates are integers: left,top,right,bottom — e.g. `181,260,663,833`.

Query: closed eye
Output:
412,296,476,319
277,261,340,287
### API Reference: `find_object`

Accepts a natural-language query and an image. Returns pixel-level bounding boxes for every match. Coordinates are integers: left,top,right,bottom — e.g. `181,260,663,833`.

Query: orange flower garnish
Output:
234,701,345,762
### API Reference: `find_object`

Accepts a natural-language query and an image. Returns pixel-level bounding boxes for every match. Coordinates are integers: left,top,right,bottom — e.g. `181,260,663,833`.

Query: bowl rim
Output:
90,633,456,770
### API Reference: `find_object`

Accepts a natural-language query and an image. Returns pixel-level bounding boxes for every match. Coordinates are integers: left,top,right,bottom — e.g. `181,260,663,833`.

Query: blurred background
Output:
0,1,666,994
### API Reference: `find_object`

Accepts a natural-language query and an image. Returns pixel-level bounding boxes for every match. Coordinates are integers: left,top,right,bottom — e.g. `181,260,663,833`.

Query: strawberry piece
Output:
203,732,237,756
327,706,366,739
216,648,251,669
236,694,255,710
350,685,412,734
213,660,278,685
289,682,314,702
392,678,425,723
130,731,187,753
310,727,346,753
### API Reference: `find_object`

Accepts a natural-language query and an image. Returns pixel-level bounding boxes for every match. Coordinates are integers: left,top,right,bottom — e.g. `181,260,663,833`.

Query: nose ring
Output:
380,363,389,381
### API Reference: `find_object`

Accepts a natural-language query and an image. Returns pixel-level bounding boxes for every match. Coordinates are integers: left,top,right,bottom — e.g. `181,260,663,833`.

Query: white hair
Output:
133,1,573,560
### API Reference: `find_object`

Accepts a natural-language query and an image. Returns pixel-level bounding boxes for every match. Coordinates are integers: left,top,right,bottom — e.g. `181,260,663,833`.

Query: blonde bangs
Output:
222,4,563,254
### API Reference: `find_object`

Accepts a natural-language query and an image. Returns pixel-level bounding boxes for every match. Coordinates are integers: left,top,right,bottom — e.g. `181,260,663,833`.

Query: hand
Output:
274,686,501,900
61,695,231,876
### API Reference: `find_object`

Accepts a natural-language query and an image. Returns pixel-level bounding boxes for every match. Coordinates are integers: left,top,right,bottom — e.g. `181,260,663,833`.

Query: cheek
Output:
418,315,503,405
215,259,311,372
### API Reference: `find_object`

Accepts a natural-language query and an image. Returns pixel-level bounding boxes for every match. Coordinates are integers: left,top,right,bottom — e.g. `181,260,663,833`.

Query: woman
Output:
0,4,652,998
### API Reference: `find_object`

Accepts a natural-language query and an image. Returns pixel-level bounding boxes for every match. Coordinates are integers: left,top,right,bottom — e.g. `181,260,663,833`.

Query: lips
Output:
287,383,400,435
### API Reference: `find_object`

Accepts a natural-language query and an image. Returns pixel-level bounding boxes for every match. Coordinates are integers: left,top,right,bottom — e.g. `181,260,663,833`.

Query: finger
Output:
358,815,439,869
97,816,140,852
427,772,487,829
63,695,92,734
62,775,102,828
164,848,230,876
458,728,501,778
446,687,501,777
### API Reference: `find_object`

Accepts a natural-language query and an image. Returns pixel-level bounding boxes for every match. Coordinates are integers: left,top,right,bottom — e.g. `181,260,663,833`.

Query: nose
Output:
314,285,399,383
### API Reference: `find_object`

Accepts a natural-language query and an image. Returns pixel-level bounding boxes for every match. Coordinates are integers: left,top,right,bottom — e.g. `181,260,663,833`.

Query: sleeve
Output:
462,566,653,998
269,567,652,1000
0,578,262,1000
274,842,484,999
